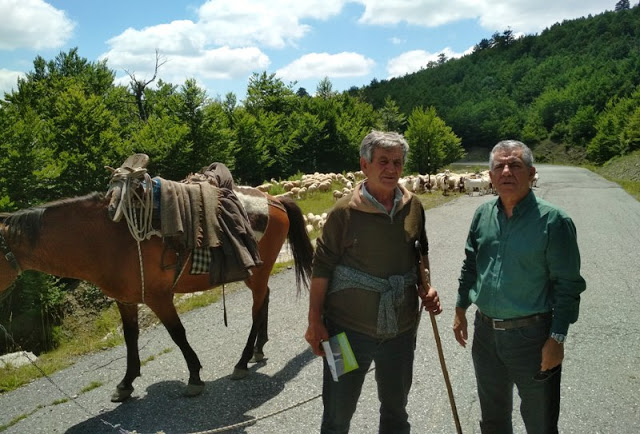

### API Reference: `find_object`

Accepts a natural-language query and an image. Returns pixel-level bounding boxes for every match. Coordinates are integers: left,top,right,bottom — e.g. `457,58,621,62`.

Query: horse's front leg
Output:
146,294,204,397
112,301,140,402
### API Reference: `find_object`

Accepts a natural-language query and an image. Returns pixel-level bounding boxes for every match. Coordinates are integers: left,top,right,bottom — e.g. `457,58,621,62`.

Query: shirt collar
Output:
362,182,403,216
496,189,536,217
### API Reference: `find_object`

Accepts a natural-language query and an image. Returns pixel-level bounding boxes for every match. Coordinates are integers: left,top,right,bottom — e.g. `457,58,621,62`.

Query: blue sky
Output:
0,0,617,102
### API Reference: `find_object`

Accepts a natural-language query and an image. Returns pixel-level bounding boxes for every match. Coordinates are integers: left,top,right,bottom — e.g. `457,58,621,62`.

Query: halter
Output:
0,229,22,275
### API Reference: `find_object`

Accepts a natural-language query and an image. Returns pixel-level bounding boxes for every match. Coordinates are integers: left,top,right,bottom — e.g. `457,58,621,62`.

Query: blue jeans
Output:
472,311,561,434
321,320,417,434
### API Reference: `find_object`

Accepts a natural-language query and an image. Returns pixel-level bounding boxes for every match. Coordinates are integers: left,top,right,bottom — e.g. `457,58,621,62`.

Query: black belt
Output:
478,311,551,331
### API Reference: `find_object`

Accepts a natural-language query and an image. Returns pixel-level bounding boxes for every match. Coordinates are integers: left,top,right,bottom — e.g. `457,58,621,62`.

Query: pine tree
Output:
615,0,630,11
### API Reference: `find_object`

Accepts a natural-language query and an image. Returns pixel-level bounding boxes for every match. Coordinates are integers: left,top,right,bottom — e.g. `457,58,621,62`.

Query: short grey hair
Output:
490,140,534,169
360,130,410,163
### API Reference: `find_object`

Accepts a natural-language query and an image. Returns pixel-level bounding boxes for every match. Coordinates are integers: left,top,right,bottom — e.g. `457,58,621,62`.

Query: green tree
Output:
316,77,335,99
377,96,406,132
615,0,630,11
587,86,640,162
404,106,464,175
244,71,297,115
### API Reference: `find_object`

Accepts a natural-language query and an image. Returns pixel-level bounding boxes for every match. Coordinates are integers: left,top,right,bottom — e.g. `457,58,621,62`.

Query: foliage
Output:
359,7,640,161
587,85,640,163
404,106,465,174
377,96,406,132
0,273,66,354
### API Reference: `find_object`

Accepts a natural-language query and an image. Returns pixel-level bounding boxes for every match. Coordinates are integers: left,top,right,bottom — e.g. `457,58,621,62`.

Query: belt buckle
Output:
492,318,506,331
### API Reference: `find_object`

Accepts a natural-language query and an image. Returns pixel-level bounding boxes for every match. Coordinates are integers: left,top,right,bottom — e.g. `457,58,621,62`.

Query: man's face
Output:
360,146,404,195
489,148,536,203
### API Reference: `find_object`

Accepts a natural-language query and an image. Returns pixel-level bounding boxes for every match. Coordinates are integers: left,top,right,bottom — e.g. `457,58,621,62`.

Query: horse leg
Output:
250,286,270,363
231,282,270,380
112,302,140,402
146,295,205,397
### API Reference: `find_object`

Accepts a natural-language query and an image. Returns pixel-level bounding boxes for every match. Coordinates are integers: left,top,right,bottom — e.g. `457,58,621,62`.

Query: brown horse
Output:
0,188,313,402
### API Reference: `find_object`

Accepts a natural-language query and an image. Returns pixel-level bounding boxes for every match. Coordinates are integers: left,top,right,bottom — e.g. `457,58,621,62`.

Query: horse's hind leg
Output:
250,287,269,363
112,302,140,402
146,295,204,397
231,281,270,380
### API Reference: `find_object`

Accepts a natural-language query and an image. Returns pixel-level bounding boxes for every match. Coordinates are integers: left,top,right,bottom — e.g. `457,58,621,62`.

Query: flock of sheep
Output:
255,168,532,234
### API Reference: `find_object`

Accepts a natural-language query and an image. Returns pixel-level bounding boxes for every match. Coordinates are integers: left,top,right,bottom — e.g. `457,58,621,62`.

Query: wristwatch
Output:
550,333,566,344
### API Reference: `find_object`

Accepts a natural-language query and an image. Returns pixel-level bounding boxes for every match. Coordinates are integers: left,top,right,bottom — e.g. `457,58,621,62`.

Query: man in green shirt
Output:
453,140,586,434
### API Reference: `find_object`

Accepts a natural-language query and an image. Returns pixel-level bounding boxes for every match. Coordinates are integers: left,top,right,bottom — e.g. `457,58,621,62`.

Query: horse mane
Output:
2,192,105,246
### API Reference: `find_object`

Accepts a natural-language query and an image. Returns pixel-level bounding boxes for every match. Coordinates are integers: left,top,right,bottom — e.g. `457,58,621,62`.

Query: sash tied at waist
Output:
328,264,418,336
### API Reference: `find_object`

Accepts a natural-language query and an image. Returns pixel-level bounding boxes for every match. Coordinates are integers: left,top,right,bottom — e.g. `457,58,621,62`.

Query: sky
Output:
0,0,618,102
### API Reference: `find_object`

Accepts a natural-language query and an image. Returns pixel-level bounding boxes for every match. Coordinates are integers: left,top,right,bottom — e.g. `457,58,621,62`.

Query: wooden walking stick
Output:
415,241,463,434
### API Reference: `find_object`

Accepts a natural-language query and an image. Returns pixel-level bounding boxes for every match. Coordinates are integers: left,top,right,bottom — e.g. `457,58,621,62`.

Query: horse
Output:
0,185,314,402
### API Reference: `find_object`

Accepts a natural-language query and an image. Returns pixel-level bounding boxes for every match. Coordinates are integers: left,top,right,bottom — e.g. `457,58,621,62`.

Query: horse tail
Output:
278,196,314,294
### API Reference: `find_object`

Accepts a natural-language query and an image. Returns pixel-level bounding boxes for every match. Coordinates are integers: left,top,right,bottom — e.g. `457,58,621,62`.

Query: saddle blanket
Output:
191,247,211,274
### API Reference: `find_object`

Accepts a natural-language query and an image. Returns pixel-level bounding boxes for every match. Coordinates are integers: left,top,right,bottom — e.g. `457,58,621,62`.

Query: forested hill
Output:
356,6,640,163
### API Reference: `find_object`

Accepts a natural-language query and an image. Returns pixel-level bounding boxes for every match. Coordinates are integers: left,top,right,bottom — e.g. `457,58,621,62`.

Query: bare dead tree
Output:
125,49,167,121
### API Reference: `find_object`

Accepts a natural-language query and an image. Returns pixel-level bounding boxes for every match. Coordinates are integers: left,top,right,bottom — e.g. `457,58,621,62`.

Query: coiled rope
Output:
108,167,160,302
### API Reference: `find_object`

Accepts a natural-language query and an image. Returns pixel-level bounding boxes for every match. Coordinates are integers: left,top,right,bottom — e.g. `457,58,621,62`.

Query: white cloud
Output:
106,21,206,56
0,69,25,96
0,0,75,50
386,47,471,78
276,52,375,81
355,0,613,34
197,0,345,48
104,46,270,87
100,0,350,87
390,37,405,45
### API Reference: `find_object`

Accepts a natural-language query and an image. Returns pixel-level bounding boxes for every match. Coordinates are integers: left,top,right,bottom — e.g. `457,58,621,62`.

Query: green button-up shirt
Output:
457,190,586,335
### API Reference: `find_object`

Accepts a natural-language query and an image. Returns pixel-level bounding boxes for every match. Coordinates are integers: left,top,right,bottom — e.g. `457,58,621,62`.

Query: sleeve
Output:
311,206,347,279
547,216,587,335
456,209,481,309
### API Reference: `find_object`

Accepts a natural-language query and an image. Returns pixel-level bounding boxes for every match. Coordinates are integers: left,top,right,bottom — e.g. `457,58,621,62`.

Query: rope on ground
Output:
188,366,376,434
1,323,376,434
189,393,323,434
0,325,131,434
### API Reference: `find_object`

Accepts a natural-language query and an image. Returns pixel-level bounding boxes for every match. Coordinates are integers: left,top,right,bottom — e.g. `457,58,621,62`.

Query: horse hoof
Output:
184,383,205,397
249,352,264,363
111,386,134,402
230,367,249,380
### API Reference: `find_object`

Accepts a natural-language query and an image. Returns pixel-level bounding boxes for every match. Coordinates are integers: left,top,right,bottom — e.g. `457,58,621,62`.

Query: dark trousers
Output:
321,321,417,434
472,311,561,434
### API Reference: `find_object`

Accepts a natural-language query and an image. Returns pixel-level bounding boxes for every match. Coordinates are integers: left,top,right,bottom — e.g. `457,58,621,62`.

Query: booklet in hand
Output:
322,332,359,382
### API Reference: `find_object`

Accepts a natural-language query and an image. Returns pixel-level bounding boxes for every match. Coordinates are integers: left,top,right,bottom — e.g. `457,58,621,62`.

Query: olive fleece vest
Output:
313,183,428,338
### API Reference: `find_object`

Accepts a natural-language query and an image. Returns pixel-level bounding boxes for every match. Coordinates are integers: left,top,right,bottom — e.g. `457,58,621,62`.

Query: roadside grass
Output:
585,150,640,201
0,408,39,432
612,179,640,200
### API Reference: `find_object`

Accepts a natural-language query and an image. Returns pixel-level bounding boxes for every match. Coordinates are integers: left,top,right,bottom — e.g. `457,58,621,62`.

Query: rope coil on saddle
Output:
107,166,161,302
109,167,159,242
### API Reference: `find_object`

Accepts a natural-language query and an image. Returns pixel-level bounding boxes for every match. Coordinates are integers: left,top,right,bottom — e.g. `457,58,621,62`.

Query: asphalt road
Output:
1,165,639,433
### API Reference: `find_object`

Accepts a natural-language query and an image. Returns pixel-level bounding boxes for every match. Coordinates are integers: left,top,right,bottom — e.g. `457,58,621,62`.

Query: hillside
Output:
356,6,640,163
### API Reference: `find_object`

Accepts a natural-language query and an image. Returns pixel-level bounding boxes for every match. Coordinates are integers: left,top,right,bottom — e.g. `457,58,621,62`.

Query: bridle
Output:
0,229,22,276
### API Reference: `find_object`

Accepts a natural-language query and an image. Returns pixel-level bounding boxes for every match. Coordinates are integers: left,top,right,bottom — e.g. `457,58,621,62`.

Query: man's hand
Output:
540,337,564,371
419,285,442,315
453,307,468,347
305,318,329,357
